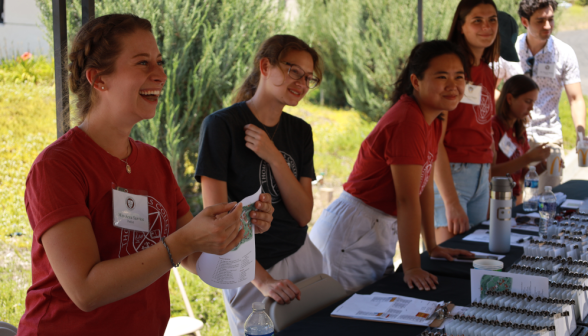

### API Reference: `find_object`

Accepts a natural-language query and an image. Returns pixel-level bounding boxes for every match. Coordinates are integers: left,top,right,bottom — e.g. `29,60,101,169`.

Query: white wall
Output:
0,0,50,58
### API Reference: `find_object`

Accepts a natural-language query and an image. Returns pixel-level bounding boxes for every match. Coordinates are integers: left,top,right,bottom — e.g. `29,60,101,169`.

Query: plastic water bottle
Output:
244,302,274,336
538,186,557,238
523,166,539,211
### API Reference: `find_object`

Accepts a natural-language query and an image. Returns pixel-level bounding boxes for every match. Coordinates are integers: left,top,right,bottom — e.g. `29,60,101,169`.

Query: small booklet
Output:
196,187,262,289
331,292,451,327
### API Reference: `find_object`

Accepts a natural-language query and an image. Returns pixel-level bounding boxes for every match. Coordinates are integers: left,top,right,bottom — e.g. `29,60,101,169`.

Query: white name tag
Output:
460,83,482,105
537,63,556,78
498,133,517,158
113,188,150,232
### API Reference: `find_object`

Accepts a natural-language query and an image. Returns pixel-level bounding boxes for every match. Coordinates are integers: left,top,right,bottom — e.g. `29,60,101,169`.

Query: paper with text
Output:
196,187,262,289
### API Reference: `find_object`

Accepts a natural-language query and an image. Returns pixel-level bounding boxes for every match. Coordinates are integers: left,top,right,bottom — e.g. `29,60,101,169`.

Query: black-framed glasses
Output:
524,56,535,78
281,62,320,89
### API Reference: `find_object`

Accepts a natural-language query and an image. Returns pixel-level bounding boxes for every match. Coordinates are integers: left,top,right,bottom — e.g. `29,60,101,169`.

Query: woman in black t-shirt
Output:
195,34,324,336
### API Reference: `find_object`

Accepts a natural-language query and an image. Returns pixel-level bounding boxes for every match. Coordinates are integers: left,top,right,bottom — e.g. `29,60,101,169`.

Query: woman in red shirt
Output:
310,40,473,293
434,0,500,243
491,75,550,204
18,14,273,336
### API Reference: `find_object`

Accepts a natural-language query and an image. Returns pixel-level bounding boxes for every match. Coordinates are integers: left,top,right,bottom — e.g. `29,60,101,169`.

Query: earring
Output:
101,87,105,90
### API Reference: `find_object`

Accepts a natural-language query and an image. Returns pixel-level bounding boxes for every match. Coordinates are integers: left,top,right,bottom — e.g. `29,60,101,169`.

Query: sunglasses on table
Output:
281,62,320,89
524,56,535,78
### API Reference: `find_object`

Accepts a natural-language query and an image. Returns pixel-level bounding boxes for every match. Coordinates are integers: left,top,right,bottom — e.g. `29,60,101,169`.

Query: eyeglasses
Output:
524,56,535,78
281,62,320,89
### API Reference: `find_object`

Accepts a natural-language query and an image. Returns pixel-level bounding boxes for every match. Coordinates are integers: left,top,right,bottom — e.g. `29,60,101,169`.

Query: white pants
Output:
309,191,398,294
222,235,323,336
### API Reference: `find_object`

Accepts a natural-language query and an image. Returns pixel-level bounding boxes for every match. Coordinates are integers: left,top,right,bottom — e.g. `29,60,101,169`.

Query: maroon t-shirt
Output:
492,116,531,196
18,127,190,336
344,95,442,216
444,62,496,164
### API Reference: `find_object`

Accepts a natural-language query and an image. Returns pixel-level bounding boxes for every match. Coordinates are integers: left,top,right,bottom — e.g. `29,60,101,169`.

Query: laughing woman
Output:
18,14,274,336
196,35,324,336
309,40,473,294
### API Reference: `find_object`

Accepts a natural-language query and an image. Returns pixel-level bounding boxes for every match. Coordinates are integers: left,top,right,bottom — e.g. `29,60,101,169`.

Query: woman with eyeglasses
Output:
434,0,500,244
195,34,323,336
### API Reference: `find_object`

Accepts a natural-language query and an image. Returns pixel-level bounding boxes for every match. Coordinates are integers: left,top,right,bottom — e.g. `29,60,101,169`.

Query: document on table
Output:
196,187,261,289
561,199,584,209
462,229,531,247
430,251,505,263
331,292,443,327
481,214,540,232
470,269,549,302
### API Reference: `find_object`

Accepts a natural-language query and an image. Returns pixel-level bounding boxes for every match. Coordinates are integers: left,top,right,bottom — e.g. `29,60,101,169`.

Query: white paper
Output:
331,292,443,327
196,187,262,289
470,269,549,302
460,83,482,105
561,199,584,209
537,63,556,78
498,133,517,158
463,229,532,246
112,189,150,232
430,251,505,263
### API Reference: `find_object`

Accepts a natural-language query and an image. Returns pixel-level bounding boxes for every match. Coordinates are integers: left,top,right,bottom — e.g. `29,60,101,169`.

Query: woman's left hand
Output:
429,246,473,262
244,124,282,163
250,193,274,234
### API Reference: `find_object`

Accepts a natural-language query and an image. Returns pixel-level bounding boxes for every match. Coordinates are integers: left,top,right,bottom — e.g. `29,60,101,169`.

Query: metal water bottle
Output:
489,175,516,253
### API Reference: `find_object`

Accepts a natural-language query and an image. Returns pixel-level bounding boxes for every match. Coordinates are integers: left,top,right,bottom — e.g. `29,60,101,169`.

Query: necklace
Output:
261,116,281,142
120,142,132,174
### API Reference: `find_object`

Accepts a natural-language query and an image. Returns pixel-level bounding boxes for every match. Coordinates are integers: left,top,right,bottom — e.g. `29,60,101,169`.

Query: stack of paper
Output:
331,292,442,327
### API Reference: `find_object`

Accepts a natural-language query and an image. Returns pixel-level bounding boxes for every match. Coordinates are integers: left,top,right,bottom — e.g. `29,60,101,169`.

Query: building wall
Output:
0,0,50,58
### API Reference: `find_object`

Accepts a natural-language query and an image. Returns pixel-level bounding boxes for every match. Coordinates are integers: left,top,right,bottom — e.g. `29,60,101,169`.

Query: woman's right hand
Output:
257,277,301,304
403,268,439,291
182,202,245,255
446,202,469,235
526,143,551,162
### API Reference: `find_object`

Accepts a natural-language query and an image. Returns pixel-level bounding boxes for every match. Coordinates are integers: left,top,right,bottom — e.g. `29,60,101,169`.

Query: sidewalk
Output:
563,147,588,183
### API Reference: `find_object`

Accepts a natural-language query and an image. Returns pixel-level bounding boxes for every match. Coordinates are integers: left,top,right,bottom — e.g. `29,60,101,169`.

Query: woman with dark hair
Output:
18,14,275,336
434,0,500,244
492,75,550,204
309,40,473,294
195,34,323,336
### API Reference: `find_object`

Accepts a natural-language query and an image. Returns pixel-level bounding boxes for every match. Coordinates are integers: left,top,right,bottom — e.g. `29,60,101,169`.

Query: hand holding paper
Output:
184,202,244,256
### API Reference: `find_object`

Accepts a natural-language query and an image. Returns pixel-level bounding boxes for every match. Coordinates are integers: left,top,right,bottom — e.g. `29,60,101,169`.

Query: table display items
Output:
244,302,274,336
523,166,540,211
539,186,559,237
489,176,516,253
331,292,454,328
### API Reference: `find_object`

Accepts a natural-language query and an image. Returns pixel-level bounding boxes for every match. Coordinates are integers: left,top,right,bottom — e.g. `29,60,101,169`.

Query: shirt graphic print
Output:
419,152,435,194
259,151,298,204
474,86,493,125
119,195,170,257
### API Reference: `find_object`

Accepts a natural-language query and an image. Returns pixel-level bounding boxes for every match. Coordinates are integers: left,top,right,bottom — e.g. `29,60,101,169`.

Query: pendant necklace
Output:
261,116,281,142
120,142,132,174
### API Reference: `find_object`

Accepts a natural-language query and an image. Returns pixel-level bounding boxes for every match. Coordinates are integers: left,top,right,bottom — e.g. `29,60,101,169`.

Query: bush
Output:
0,53,53,84
35,0,285,211
296,0,525,121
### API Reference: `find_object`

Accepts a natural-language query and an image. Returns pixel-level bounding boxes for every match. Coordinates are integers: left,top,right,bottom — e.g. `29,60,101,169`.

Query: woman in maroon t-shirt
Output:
434,0,501,244
18,14,274,336
491,75,550,204
310,40,472,293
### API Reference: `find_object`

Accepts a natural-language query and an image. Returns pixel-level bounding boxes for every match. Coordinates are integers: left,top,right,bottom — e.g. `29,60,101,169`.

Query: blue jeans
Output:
434,163,490,228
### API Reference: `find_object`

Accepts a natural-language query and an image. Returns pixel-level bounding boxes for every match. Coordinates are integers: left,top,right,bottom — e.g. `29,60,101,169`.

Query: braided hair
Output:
68,14,152,123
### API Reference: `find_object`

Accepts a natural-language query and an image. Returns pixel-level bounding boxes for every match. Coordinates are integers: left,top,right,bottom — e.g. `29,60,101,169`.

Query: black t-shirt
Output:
195,102,316,269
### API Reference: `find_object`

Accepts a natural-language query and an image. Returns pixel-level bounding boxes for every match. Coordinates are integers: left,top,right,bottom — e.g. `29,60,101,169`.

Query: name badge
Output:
498,133,517,158
113,187,150,232
460,83,482,105
537,63,556,78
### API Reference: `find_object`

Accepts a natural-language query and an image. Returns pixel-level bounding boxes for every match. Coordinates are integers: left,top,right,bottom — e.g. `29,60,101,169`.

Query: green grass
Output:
558,4,588,32
559,91,588,151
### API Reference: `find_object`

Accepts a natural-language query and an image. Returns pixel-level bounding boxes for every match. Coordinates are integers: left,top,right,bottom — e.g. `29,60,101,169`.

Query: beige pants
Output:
528,138,564,191
222,235,323,336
